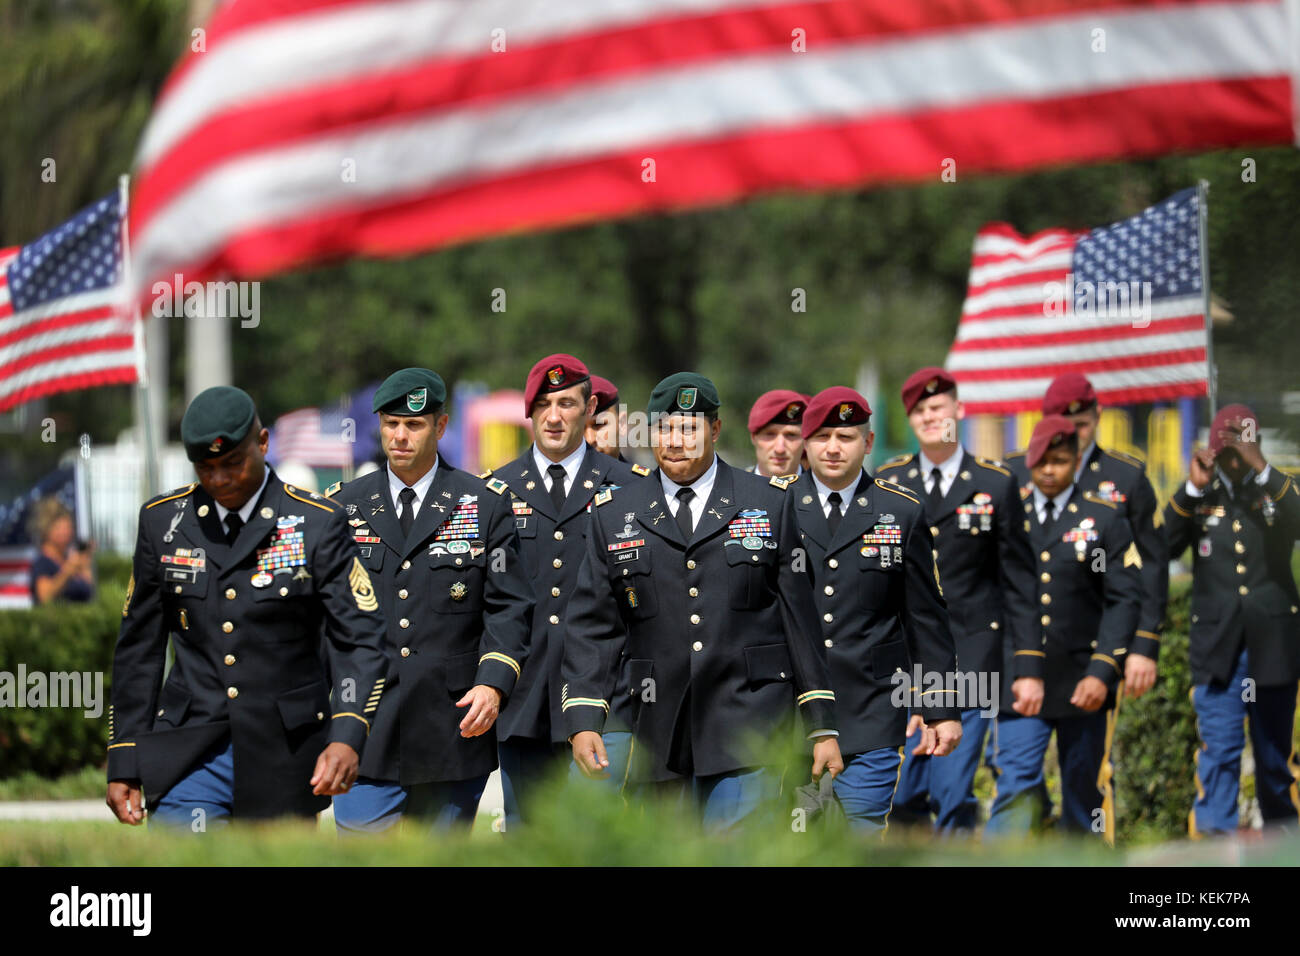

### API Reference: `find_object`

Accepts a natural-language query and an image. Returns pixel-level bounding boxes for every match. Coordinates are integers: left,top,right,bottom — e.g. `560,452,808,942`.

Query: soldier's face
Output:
381,412,447,477
908,393,962,446
1216,447,1249,483
1031,445,1077,499
750,424,803,477
532,385,597,459
1066,407,1099,451
653,414,719,483
585,406,622,458
806,426,871,488
194,427,269,511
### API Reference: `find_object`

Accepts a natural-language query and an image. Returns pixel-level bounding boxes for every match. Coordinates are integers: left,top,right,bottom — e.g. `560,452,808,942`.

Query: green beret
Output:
647,372,721,416
373,368,447,416
181,386,258,462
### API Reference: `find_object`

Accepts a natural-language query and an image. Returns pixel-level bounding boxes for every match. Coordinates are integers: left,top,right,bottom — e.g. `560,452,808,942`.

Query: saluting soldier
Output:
795,386,962,833
1006,373,1166,698
880,368,1037,833
585,374,627,461
1164,404,1300,835
106,387,389,827
986,416,1142,844
324,369,534,832
747,389,809,477
483,354,648,823
564,373,842,829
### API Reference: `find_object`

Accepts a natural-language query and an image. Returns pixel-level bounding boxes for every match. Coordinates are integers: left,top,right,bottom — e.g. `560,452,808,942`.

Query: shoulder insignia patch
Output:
975,457,1011,477
1103,448,1145,469
630,463,651,476
486,477,508,496
769,475,791,490
1123,541,1143,569
594,488,613,506
880,453,914,469
145,483,197,509
323,480,343,498
875,478,920,504
1083,489,1119,510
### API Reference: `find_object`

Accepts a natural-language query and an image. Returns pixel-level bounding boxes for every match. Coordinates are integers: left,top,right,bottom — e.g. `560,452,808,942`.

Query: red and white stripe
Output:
945,225,1208,414
0,247,137,414
128,0,1299,300
0,546,34,610
270,407,354,468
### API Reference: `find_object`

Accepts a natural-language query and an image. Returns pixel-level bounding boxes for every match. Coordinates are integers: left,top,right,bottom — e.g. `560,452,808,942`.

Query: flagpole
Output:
1197,178,1216,419
120,173,161,496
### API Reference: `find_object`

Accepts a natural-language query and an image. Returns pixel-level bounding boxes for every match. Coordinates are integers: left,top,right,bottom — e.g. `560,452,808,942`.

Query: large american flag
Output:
0,191,137,413
127,0,1297,302
944,187,1209,415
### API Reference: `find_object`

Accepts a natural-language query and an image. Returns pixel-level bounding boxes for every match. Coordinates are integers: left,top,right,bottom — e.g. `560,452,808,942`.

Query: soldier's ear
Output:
711,418,722,443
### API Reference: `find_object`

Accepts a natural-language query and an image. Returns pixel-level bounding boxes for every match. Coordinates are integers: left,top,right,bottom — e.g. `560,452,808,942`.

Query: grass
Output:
0,766,104,801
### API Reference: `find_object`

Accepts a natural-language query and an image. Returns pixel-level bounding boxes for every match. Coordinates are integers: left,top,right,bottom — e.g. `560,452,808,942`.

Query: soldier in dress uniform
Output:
585,375,626,460
795,386,962,833
880,368,1037,833
747,389,809,477
564,373,842,829
324,369,534,832
1164,404,1300,835
483,354,648,824
106,387,389,827
985,416,1143,843
1005,373,1166,698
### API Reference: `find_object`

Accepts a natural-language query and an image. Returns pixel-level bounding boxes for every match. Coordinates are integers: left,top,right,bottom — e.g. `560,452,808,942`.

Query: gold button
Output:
226,687,238,699
399,618,410,628
402,560,411,570
399,589,409,600
400,647,411,658
824,639,833,648
824,585,834,596
990,621,999,630
823,612,833,623
1041,614,1051,626
1292,606,1298,614
1041,594,1051,605
225,588,236,600
828,558,839,569
174,585,182,594
554,531,564,541
690,614,701,624
455,558,463,566
1233,520,1242,532
316,712,324,721
551,587,561,598
280,586,289,596
687,560,697,570
1235,542,1245,554
549,614,560,625
1237,564,1247,575
1040,551,1051,562
689,587,699,597
692,641,703,652
1040,572,1051,583
1239,585,1249,596
222,621,233,634
553,558,563,569
157,709,165,717
1192,614,1199,623
224,654,236,666
930,526,940,537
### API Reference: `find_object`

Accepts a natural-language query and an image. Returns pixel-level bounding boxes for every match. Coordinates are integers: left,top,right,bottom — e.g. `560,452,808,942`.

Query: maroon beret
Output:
747,389,809,434
590,375,619,414
1042,372,1097,417
1026,415,1078,468
901,366,957,414
802,386,872,439
524,353,590,417
1209,402,1258,456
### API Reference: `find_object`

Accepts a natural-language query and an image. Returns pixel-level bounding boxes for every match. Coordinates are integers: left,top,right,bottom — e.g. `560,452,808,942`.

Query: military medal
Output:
252,571,273,588
1198,538,1212,557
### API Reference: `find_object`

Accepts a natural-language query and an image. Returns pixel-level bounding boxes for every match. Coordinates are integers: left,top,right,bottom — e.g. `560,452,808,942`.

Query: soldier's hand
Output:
310,741,359,796
1189,448,1215,489
1223,417,1267,472
1070,676,1108,712
106,779,145,825
571,731,610,778
907,713,938,755
929,719,963,756
1011,677,1044,716
1124,653,1158,698
456,684,503,738
811,736,844,780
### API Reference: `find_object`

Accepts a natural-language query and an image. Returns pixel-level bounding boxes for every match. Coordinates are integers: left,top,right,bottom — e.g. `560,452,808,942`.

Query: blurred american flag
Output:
268,404,354,468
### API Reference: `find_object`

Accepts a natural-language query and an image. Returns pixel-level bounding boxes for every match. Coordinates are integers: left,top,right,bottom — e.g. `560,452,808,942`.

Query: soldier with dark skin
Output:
1165,404,1300,835
107,387,389,826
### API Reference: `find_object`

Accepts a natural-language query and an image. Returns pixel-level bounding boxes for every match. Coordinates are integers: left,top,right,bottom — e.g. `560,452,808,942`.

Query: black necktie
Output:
548,464,567,512
1042,499,1056,527
398,487,416,537
675,487,695,540
826,492,843,536
224,513,243,546
928,467,944,512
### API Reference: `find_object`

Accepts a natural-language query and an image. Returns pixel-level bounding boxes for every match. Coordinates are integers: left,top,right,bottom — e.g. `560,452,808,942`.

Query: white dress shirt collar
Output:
660,454,720,525
214,467,271,527
918,447,963,496
1031,483,1075,524
809,469,862,516
533,443,587,493
388,457,439,519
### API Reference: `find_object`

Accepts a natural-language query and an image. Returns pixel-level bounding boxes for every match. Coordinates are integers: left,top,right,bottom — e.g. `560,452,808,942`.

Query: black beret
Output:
647,372,721,416
373,368,447,416
181,386,258,462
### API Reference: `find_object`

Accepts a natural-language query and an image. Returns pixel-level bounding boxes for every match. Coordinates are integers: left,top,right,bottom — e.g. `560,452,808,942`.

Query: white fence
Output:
73,437,194,555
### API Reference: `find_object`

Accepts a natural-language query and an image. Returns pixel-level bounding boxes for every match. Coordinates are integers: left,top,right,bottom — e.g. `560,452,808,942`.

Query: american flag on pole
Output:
944,187,1209,415
268,405,355,468
127,0,1298,302
0,191,137,413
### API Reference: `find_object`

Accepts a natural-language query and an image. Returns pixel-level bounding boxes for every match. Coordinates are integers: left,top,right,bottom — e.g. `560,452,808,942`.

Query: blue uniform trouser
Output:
498,737,570,827
332,775,488,834
634,767,781,831
1190,649,1300,836
986,705,1118,842
894,708,991,832
832,747,905,835
149,739,235,831
568,731,633,792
